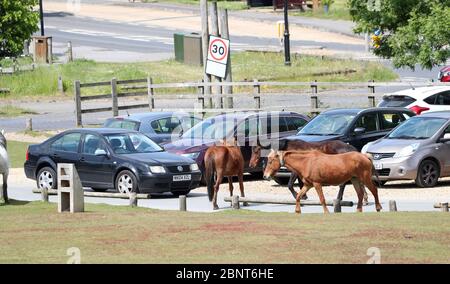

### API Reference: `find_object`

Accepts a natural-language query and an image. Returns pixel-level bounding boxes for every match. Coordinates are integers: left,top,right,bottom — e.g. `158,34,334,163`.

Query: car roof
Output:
64,128,139,135
208,111,308,121
420,111,450,119
321,107,413,116
390,86,450,98
110,112,186,121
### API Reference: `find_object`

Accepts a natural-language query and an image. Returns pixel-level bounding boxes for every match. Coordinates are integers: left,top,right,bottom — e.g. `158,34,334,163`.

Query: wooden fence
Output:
74,78,446,127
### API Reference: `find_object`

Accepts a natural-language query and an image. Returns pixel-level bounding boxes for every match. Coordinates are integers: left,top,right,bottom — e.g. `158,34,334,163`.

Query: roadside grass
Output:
0,200,448,263
292,0,351,21
0,56,33,69
6,141,30,168
0,52,397,99
141,0,249,10
0,105,37,118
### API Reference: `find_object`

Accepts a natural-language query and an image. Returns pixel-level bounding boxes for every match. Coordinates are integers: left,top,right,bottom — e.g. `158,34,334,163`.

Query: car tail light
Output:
409,105,430,115
25,149,29,161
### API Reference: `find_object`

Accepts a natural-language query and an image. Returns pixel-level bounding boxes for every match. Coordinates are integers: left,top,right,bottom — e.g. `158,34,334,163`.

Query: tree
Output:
348,0,450,69
0,0,39,59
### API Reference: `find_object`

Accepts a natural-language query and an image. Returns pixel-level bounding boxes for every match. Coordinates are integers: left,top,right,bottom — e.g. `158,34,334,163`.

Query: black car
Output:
273,107,416,183
24,128,201,195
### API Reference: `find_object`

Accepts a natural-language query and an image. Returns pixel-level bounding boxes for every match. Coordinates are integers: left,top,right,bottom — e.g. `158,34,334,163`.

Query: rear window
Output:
379,95,416,107
104,118,139,131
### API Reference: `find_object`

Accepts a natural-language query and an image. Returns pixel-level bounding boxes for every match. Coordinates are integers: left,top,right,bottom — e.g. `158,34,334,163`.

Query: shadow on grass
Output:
0,199,31,206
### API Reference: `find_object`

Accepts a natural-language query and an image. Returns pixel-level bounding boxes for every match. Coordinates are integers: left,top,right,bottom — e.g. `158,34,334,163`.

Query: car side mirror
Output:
297,126,303,133
354,127,366,135
440,133,450,143
95,149,108,157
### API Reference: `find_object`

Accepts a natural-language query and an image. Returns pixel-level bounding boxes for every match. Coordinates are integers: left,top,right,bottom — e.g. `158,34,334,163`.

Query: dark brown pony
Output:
250,139,368,203
263,150,382,213
204,141,246,210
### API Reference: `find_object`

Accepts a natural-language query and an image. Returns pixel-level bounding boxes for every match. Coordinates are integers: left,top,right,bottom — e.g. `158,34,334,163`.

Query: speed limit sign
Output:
205,35,230,78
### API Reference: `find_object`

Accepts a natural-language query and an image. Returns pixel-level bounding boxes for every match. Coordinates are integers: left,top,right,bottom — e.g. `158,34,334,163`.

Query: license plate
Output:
373,162,383,170
173,174,191,181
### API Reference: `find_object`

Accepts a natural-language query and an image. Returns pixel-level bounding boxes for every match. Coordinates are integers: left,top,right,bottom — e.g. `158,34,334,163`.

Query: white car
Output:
378,86,450,115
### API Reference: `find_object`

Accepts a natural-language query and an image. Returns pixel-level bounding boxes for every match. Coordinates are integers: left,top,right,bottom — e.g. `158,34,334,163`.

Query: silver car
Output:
362,111,450,187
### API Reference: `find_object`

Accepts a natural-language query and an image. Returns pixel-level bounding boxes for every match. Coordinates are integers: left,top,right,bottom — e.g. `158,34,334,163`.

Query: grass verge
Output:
6,141,31,168
0,52,397,99
0,200,448,263
141,0,249,10
0,105,37,118
292,0,351,21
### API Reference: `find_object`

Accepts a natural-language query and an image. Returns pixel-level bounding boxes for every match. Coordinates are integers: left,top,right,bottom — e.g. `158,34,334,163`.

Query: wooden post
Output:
26,118,33,131
41,187,49,202
333,199,341,213
58,75,64,95
232,195,240,210
197,80,206,119
147,77,155,111
210,2,222,108
47,37,53,64
312,0,319,11
368,96,376,107
67,41,73,62
74,80,82,127
219,8,233,109
440,202,449,212
368,80,375,96
200,0,212,101
310,80,319,116
389,200,397,212
129,192,137,207
179,195,187,211
253,79,261,109
111,78,118,117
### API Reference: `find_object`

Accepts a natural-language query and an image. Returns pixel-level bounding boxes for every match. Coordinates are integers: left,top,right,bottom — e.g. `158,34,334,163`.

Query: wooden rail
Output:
223,196,354,207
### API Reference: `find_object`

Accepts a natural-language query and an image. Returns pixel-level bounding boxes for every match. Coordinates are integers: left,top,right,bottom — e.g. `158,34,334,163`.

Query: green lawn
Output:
0,200,448,263
142,0,249,10
0,52,397,99
293,0,351,21
7,141,31,168
0,105,37,118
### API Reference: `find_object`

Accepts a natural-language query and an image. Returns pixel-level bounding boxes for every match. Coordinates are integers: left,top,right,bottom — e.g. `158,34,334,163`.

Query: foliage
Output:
348,0,450,69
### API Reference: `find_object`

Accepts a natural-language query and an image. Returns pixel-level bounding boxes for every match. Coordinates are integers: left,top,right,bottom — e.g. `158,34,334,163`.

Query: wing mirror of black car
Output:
354,127,366,135
439,133,450,143
95,149,109,157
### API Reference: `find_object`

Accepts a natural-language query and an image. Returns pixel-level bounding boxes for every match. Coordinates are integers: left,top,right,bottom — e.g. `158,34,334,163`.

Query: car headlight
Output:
181,152,200,159
361,142,372,154
393,143,420,158
190,163,199,171
149,166,166,174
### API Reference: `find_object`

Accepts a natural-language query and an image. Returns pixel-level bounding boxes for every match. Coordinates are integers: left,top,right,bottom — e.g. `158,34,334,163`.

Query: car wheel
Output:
273,177,290,185
37,167,57,190
172,190,191,197
250,171,264,179
115,170,138,194
373,180,387,187
92,188,108,192
415,159,440,188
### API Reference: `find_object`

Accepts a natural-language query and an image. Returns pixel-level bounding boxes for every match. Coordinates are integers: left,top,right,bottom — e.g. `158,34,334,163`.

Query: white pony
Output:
0,129,9,204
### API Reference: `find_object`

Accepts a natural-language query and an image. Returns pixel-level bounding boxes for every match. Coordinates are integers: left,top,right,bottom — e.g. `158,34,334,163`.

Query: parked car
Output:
163,111,310,177
103,112,202,144
378,86,450,115
24,129,201,196
362,111,450,187
272,107,416,184
439,66,450,82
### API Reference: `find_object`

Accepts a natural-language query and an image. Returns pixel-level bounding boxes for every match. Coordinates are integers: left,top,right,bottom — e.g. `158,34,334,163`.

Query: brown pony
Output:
250,139,368,203
204,141,246,210
263,150,382,213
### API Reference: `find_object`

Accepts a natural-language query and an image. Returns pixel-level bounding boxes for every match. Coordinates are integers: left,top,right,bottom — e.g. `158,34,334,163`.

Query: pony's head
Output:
263,149,284,180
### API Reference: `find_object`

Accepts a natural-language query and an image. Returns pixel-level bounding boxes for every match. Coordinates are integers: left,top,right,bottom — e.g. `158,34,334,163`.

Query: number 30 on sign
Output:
205,35,230,78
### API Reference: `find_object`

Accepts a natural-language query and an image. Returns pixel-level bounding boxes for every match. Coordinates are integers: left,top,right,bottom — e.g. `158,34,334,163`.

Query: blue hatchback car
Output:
104,112,202,144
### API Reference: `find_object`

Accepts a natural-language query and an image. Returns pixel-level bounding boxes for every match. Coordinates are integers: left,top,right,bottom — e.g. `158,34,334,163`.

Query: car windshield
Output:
298,113,356,135
104,118,139,131
105,133,163,154
182,117,237,139
387,117,447,140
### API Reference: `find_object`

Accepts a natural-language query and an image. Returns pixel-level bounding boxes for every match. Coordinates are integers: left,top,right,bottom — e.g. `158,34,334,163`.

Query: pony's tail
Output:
365,153,382,187
205,152,215,202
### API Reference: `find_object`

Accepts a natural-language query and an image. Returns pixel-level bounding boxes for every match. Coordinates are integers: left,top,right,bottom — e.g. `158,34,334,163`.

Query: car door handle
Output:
52,153,59,157
79,157,85,162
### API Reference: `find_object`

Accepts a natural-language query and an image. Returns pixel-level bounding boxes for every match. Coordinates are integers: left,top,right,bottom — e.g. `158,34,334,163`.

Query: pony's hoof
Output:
213,205,219,210
242,202,249,207
301,195,308,200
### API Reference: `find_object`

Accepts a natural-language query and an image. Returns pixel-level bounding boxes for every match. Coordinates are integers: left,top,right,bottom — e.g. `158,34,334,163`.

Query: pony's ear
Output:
1,129,4,135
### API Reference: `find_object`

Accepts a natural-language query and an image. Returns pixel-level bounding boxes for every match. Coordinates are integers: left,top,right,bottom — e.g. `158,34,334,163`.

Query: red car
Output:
439,66,450,82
